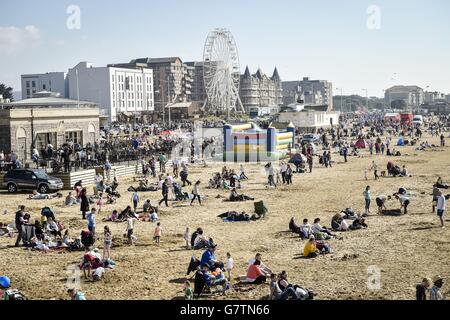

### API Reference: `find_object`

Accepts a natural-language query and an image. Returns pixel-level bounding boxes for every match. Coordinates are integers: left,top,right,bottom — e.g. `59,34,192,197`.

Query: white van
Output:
412,115,423,126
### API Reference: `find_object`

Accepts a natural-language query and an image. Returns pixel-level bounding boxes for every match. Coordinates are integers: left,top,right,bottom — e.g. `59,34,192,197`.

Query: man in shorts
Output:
436,190,446,228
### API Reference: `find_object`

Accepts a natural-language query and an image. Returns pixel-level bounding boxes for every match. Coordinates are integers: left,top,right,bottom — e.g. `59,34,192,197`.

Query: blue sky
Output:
1,0,449,97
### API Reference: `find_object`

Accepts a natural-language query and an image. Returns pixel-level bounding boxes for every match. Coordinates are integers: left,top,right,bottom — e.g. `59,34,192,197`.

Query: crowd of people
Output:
1,114,449,301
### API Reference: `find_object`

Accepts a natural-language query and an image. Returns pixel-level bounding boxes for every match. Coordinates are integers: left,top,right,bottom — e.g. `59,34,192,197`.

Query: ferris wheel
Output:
203,28,244,115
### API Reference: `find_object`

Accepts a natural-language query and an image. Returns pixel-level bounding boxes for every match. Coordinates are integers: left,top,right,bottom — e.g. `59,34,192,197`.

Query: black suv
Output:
1,169,64,194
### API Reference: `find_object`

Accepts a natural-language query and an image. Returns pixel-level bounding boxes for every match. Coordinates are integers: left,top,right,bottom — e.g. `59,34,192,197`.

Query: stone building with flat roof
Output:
0,92,100,161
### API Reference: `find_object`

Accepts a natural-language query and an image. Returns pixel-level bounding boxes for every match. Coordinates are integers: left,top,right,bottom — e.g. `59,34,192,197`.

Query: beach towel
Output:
382,209,402,216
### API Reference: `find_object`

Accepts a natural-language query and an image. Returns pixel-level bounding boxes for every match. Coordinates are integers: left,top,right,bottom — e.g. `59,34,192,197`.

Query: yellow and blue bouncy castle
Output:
220,122,295,162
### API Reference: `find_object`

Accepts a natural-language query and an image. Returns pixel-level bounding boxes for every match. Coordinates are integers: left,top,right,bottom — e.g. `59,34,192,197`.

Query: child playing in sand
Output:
154,222,162,246
183,227,190,249
226,252,234,282
184,280,193,300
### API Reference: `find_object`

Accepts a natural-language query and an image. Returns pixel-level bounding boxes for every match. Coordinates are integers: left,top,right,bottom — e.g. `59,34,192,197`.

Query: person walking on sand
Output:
266,162,277,188
370,161,379,180
363,186,371,215
158,179,170,207
190,181,202,206
131,191,140,212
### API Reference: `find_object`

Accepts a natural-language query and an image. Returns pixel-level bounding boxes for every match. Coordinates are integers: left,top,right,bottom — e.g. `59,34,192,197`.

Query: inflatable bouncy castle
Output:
220,122,295,162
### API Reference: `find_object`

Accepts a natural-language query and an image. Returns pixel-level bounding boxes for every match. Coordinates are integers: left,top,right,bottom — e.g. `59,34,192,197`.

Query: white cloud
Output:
0,25,42,54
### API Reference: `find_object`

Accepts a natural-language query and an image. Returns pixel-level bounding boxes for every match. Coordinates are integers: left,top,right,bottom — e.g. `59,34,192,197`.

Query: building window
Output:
43,84,46,90
32,81,36,87
65,131,83,144
26,89,30,96
26,81,30,88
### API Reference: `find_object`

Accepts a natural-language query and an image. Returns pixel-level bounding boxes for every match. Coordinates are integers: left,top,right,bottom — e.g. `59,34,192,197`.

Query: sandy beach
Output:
0,133,449,300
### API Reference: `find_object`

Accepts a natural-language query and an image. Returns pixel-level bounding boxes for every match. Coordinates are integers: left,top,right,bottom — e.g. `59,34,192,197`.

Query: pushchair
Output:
174,183,189,201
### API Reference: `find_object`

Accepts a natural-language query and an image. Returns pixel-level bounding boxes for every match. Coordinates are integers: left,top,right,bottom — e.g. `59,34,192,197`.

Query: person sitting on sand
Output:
118,206,135,221
349,216,368,230
331,213,349,231
400,165,410,177
248,253,273,275
289,217,302,235
193,230,211,250
200,244,224,270
239,164,249,180
229,188,254,202
303,236,319,258
65,192,77,206
299,219,313,239
270,273,298,300
312,218,336,239
103,210,118,222
143,199,157,214
246,259,268,284
201,264,228,295
46,217,62,238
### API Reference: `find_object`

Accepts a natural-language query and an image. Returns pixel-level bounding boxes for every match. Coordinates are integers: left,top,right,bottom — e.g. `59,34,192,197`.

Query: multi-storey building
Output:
424,91,447,104
239,66,282,115
282,78,333,111
21,72,68,99
185,61,206,102
67,62,154,122
281,81,301,106
384,85,424,108
109,57,192,112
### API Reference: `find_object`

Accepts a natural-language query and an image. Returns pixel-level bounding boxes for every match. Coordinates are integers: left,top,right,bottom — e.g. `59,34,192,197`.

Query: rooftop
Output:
0,91,97,109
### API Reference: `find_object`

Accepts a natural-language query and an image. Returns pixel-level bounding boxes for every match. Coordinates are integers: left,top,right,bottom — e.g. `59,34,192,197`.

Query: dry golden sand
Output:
0,133,449,300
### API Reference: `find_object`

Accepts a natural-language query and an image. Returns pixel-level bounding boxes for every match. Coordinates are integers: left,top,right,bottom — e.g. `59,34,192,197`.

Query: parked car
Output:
412,115,424,126
301,134,320,144
1,169,64,194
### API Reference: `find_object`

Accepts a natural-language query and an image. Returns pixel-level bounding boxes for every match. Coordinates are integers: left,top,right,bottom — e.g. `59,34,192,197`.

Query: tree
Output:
0,83,14,101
